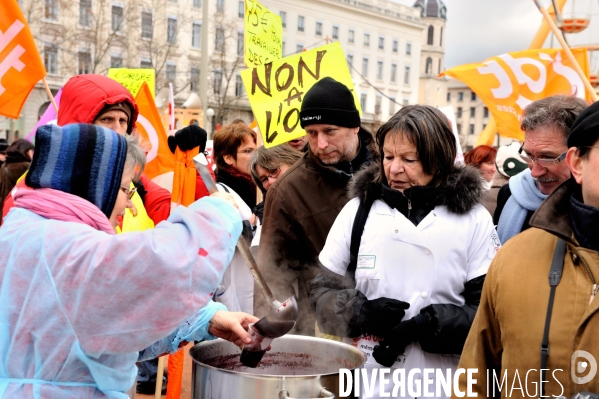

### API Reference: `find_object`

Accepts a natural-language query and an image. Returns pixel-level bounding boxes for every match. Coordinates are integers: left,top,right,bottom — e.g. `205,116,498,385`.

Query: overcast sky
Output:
394,0,599,70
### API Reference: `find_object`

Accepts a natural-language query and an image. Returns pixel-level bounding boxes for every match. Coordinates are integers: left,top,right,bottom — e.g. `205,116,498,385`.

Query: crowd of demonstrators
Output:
249,144,303,248
481,141,528,216
495,95,587,243
311,105,497,398
255,77,378,336
0,123,257,398
457,100,599,397
464,144,497,189
0,139,35,210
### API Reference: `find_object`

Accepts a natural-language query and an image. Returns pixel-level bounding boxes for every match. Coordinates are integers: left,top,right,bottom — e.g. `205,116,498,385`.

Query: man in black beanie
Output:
255,77,378,336
455,99,599,397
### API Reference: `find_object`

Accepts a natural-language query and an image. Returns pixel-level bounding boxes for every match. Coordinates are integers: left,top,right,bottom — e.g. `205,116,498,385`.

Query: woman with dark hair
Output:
0,139,35,210
464,144,498,188
311,105,499,398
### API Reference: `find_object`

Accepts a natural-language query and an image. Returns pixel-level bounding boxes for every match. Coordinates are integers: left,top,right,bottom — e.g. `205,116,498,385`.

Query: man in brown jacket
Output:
456,100,599,398
254,77,377,336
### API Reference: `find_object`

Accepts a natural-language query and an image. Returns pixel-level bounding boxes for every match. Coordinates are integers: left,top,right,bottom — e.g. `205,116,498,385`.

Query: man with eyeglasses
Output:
456,97,599,399
494,95,588,243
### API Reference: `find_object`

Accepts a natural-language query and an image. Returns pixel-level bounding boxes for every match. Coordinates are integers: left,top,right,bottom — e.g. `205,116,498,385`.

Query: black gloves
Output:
168,125,208,154
357,297,410,337
372,313,431,367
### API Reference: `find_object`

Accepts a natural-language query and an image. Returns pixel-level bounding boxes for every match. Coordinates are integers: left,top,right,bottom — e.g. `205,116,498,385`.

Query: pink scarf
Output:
13,186,116,234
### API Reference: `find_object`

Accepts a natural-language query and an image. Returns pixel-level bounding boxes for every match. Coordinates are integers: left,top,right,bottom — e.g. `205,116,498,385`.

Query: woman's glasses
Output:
120,185,138,200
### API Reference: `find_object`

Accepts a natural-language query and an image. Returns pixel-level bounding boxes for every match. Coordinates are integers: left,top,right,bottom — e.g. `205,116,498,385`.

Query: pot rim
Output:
189,335,366,379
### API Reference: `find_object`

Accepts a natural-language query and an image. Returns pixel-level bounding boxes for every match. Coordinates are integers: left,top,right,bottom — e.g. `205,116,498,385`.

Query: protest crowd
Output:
3,0,599,399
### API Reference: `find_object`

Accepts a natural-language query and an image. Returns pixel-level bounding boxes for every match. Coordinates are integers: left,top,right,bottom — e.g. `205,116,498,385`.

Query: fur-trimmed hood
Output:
348,162,486,214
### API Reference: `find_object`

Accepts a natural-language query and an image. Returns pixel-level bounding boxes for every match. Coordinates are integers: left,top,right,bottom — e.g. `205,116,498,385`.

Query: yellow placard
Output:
241,42,360,148
108,68,155,98
244,0,283,67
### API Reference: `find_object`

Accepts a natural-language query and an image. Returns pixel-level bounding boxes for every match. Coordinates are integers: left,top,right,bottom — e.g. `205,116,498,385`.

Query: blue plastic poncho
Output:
0,196,241,398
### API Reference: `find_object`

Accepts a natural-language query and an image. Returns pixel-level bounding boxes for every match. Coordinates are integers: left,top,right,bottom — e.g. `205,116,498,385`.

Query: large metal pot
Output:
190,335,365,399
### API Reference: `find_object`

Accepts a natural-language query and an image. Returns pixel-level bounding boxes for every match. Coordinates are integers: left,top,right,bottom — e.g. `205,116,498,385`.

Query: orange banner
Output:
443,48,590,141
0,0,46,119
134,82,176,180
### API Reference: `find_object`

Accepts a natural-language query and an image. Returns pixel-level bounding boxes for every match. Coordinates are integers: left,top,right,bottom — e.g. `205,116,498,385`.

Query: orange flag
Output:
134,82,176,181
0,0,46,119
442,48,590,141
170,146,199,207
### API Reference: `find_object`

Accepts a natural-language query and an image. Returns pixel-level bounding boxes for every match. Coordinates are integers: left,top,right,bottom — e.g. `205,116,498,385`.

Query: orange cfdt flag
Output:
442,48,590,141
0,0,46,119
134,82,176,180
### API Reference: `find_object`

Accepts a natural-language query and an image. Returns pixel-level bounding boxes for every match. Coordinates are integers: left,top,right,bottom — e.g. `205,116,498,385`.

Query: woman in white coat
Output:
311,105,500,398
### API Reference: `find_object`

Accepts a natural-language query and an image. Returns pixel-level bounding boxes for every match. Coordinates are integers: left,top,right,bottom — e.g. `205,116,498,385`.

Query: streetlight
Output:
206,108,215,137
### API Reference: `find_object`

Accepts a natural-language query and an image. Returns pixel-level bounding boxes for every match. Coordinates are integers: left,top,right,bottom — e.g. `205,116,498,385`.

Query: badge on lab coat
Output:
357,255,376,269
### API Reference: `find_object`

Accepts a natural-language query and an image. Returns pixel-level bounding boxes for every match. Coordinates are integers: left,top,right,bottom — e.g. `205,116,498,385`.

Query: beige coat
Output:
457,179,599,398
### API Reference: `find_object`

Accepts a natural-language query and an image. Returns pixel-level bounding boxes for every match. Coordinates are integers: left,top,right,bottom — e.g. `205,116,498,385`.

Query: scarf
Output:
216,165,257,209
497,169,547,243
13,186,116,234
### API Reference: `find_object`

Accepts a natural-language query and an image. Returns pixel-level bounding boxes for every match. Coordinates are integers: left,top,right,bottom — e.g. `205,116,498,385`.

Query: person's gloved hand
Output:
168,125,208,153
358,297,410,337
372,313,430,367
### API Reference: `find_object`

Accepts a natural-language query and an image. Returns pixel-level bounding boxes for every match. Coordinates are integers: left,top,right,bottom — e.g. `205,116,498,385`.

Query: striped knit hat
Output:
26,124,127,218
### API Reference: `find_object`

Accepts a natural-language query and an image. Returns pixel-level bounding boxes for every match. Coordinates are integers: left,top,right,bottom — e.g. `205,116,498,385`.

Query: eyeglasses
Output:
120,185,138,200
259,167,281,184
518,144,566,167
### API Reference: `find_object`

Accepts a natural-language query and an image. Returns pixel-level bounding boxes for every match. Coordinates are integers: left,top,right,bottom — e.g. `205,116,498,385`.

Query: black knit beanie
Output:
568,100,599,148
299,77,361,128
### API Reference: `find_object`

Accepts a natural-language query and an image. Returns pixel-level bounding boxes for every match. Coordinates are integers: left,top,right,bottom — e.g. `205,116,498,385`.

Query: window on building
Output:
375,95,382,114
78,51,91,74
166,63,177,88
44,46,58,74
79,0,91,26
406,42,411,55
377,60,383,80
111,5,123,33
167,17,177,44
457,107,462,118
360,93,367,112
403,98,409,106
469,124,475,135
238,0,244,18
237,31,244,55
390,63,397,82
347,54,353,73
280,11,286,28
471,91,476,101
458,92,463,101
438,59,442,74
392,39,398,53
192,22,201,48
425,57,432,75
378,36,384,50
45,0,58,20
315,21,322,36
362,57,368,77
470,107,475,117
440,27,443,47
364,33,370,46
282,40,285,55
296,43,303,53
446,92,451,102
457,123,462,133
332,25,338,39
389,97,396,115
348,29,354,43
484,107,489,118
194,0,201,7
297,16,304,32
217,0,224,13
403,65,410,84
140,59,152,69
190,67,200,92
235,74,245,97
110,56,123,68
141,11,153,39
215,26,224,52
427,25,434,45
213,70,222,94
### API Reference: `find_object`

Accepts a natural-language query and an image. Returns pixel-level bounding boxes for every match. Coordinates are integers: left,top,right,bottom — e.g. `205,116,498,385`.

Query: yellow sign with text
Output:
241,42,360,148
108,68,155,98
244,0,283,67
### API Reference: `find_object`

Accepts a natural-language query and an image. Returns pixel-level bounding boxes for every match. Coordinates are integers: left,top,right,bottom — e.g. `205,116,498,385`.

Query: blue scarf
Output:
497,169,547,243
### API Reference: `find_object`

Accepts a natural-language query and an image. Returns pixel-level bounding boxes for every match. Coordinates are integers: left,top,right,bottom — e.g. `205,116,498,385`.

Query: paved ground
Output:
136,342,194,399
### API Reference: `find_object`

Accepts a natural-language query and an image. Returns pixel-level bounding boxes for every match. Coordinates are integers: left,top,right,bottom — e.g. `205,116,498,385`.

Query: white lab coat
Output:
319,197,499,399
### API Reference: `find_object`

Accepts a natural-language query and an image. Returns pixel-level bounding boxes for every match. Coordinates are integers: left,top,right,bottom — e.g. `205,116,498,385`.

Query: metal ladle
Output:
193,153,298,338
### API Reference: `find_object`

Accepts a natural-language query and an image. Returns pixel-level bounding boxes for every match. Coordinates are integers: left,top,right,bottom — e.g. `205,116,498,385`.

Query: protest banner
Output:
108,68,155,98
240,42,359,148
0,0,46,119
244,0,283,67
443,48,590,141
